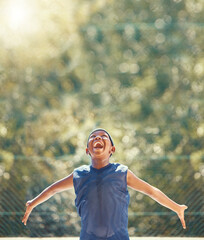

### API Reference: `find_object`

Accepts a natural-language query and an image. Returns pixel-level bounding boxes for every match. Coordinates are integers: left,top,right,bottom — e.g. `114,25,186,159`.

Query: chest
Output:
76,171,127,197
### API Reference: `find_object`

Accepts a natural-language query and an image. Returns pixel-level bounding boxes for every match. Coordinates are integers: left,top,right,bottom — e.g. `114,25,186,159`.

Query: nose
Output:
95,135,102,140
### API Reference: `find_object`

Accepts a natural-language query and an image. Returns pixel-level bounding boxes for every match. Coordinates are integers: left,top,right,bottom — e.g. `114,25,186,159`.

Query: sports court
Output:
2,238,203,240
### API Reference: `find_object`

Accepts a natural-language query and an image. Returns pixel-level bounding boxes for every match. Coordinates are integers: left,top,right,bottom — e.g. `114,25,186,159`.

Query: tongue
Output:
95,143,103,148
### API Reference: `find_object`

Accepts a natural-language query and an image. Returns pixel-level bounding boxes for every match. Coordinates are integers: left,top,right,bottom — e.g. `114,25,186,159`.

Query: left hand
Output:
176,204,188,229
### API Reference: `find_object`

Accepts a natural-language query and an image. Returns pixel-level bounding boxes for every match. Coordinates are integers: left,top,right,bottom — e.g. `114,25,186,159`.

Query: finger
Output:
22,212,30,225
22,214,26,222
23,217,28,226
22,218,25,225
182,220,186,229
179,214,186,229
183,220,186,229
22,219,27,226
22,215,27,225
182,205,188,229
22,219,26,225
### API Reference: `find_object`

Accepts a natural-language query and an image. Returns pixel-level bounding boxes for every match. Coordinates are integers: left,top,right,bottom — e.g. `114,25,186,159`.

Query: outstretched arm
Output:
22,172,74,226
127,169,188,229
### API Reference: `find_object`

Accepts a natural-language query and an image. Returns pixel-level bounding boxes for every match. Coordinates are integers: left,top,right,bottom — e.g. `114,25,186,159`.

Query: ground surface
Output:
2,238,203,240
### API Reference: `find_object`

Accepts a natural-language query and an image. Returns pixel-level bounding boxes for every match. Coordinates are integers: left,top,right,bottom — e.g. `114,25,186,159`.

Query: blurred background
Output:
0,0,204,237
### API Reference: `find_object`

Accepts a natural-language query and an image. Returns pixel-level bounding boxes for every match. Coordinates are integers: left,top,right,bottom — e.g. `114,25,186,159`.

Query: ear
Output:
111,146,115,154
86,148,89,155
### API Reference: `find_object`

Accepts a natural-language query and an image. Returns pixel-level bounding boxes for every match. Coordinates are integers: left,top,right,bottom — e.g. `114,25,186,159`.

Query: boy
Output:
22,128,188,239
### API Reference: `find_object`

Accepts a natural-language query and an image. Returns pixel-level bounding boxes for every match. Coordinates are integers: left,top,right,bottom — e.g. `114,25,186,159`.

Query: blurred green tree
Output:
0,0,203,237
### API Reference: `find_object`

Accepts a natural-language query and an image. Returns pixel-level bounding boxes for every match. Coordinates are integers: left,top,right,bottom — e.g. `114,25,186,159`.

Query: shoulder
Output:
73,165,91,177
112,163,128,173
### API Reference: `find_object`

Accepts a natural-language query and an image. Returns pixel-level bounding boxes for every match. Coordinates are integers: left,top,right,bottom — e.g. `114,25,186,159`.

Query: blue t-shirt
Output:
73,163,130,240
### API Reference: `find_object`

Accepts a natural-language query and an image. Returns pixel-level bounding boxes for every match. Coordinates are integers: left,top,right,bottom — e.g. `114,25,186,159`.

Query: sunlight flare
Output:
4,0,36,32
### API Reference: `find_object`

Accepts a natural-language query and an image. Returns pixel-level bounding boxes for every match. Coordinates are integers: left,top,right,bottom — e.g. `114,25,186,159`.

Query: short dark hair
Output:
87,128,114,147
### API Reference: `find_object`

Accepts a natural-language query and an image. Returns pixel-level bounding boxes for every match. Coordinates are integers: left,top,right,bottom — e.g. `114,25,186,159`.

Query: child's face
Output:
86,130,115,158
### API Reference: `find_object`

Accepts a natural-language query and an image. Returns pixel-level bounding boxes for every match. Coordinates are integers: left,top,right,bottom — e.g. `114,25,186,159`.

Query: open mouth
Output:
93,141,104,149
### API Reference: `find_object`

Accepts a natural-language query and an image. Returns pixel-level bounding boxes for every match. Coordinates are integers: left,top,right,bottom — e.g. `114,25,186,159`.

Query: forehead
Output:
90,130,109,136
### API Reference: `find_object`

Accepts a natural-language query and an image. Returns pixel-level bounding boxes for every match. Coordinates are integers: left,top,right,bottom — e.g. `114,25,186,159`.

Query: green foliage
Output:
0,0,204,237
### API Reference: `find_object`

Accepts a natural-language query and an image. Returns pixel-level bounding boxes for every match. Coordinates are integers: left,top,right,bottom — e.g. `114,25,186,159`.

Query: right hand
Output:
22,200,34,226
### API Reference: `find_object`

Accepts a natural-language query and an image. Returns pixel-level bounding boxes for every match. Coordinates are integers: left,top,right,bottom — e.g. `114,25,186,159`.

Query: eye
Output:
89,135,95,139
102,135,108,139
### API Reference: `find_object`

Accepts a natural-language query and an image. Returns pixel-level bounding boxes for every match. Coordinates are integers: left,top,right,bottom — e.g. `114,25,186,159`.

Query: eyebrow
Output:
90,133,109,137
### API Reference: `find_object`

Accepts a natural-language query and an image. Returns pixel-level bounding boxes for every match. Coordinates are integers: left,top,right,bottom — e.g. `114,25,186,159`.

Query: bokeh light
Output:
2,0,37,32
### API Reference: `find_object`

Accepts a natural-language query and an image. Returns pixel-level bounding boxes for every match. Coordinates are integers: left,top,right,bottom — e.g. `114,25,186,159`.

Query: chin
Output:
93,151,104,155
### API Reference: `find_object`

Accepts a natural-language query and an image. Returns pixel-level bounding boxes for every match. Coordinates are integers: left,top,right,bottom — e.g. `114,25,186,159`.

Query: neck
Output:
91,157,110,169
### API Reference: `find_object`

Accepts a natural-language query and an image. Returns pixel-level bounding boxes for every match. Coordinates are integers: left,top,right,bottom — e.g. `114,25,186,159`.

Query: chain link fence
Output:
0,155,203,237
